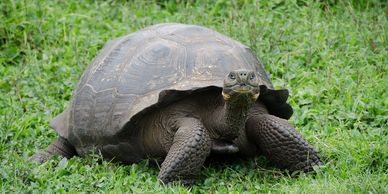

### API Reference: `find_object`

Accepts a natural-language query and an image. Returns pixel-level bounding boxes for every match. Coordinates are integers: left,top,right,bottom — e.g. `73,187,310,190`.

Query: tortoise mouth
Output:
222,85,260,102
233,86,253,93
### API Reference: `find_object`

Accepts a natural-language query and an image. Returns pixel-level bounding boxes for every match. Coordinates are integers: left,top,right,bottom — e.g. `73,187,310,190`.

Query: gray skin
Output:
30,23,322,185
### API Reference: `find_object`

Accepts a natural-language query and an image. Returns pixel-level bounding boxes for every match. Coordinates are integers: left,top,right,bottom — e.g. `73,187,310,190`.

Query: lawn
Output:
0,0,387,193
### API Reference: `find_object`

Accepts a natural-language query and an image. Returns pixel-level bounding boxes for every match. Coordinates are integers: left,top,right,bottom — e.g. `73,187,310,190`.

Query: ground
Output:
0,0,387,193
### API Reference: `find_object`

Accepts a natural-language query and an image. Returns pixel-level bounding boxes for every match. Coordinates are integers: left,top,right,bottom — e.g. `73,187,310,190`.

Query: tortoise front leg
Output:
158,117,211,185
246,114,322,172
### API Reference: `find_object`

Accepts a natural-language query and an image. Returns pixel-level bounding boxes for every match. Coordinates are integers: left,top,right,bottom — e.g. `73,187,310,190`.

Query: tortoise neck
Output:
220,94,255,140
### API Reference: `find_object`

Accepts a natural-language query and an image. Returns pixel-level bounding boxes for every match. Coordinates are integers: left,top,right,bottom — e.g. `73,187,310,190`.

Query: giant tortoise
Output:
31,23,321,184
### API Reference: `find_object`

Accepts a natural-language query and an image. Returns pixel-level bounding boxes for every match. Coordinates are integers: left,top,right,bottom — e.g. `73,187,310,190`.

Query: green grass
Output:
1,0,387,193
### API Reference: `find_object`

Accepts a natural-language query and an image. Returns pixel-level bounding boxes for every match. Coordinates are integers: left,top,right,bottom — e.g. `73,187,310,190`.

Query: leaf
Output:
57,157,68,170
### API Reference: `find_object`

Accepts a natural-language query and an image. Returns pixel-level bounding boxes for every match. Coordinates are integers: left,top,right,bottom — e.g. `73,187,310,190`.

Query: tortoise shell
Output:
50,23,292,154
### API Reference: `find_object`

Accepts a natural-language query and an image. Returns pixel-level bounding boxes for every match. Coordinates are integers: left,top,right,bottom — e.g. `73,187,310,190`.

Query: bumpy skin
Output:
245,114,322,172
30,137,77,163
158,118,211,184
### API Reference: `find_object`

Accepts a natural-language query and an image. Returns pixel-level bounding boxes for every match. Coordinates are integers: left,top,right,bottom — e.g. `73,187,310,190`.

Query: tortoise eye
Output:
229,73,236,80
249,73,256,80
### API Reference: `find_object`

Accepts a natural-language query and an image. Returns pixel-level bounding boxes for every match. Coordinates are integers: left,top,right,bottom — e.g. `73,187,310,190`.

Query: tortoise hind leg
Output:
246,114,322,172
30,137,77,163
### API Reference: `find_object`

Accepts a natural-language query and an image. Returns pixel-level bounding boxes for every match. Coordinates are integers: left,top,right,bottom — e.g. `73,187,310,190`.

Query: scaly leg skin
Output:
246,114,322,172
158,118,211,185
30,137,77,163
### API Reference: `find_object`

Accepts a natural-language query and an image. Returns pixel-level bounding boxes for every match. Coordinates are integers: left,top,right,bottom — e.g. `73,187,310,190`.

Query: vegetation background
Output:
0,0,387,193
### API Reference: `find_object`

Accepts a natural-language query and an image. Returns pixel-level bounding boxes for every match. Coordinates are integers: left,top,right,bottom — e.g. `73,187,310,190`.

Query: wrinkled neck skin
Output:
217,93,255,141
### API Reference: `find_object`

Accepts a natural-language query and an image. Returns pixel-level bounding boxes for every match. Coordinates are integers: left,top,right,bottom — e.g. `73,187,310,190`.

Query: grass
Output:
0,0,387,193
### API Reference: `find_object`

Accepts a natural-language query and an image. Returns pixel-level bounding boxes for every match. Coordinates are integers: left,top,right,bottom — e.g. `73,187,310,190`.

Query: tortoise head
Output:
222,69,260,104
